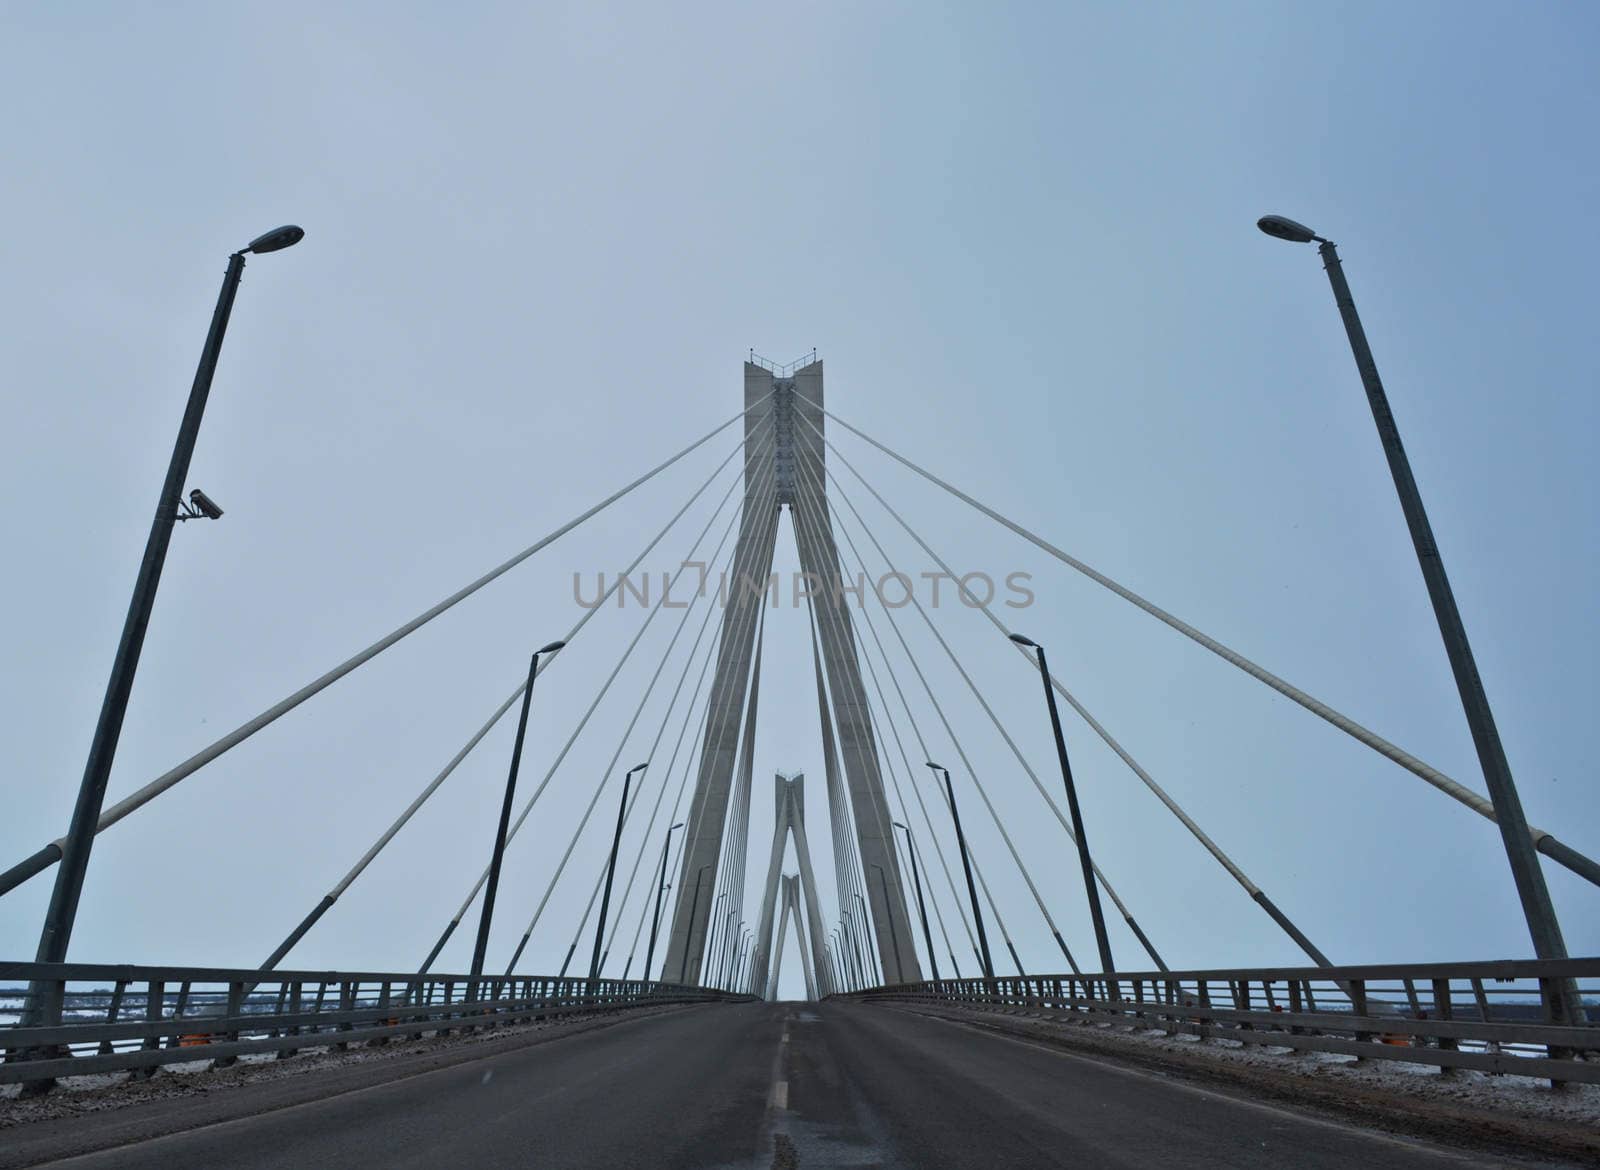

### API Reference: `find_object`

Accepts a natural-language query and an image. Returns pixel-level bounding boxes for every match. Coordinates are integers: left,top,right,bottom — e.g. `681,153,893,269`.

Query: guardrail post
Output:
1349,978,1371,1060
98,979,128,1056
164,981,191,1050
137,979,163,1078
1431,977,1457,1075
213,979,245,1069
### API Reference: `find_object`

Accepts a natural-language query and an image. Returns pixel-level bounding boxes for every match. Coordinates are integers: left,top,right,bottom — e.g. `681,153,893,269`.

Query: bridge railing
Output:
840,957,1600,1085
0,961,750,1085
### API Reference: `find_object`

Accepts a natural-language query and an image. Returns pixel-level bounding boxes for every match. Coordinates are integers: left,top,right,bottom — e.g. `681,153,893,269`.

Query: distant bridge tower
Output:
660,359,922,986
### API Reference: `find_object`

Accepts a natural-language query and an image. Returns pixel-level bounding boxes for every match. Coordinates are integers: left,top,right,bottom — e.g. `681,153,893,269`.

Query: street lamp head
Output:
629,761,649,774
1007,632,1038,649
670,822,684,830
1256,214,1319,244
924,761,945,773
537,639,566,655
892,820,906,830
245,225,305,254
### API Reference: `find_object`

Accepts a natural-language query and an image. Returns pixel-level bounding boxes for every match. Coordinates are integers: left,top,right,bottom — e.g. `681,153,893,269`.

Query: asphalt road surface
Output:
14,1001,1553,1168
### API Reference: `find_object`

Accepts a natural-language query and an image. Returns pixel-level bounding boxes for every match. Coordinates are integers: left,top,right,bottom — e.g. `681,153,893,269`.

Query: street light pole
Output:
644,822,684,982
869,864,905,983
893,822,939,982
927,762,994,979
1257,215,1573,982
29,227,305,1011
590,762,649,980
1010,634,1115,977
473,639,566,984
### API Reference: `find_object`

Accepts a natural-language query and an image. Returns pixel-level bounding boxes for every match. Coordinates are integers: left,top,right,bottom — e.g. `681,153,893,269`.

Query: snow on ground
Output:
936,1006,1600,1129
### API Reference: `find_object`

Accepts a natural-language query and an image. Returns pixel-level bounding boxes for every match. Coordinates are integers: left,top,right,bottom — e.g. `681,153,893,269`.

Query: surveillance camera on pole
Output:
179,488,225,521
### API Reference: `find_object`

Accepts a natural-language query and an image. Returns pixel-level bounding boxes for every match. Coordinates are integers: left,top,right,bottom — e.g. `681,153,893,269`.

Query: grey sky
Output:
3,2,1596,999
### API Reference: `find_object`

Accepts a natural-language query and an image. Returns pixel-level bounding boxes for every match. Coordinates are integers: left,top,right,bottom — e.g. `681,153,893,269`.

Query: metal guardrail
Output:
748,349,817,378
0,961,750,1085
840,958,1600,1085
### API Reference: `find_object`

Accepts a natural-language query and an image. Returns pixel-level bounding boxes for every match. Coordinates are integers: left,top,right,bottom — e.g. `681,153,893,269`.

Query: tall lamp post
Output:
1009,634,1115,978
590,762,649,979
29,227,306,1017
926,762,994,979
472,640,567,984
893,821,939,981
1256,215,1573,987
643,822,684,982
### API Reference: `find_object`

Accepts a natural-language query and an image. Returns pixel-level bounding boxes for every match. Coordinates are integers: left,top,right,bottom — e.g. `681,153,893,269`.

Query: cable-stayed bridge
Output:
3,338,1597,1165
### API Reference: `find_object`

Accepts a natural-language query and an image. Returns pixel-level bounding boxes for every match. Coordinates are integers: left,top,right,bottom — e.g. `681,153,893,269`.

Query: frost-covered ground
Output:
916,1002,1600,1131
0,1003,685,1128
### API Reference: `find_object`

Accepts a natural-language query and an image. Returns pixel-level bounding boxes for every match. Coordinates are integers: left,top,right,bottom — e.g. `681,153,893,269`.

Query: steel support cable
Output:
0,396,778,900
707,578,770,985
673,471,784,982
803,415,1330,967
796,489,1011,985
843,565,983,964
506,484,735,978
787,392,1600,890
855,653,963,979
594,541,745,971
416,432,776,970
806,496,992,985
611,616,726,980
613,608,727,982
803,594,871,969
790,492,919,984
805,595,879,992
790,494,898,951
827,523,981,961
797,450,1167,971
792,450,1064,972
265,425,773,971
586,486,773,980
497,459,779,970
852,612,982,977
796,528,923,992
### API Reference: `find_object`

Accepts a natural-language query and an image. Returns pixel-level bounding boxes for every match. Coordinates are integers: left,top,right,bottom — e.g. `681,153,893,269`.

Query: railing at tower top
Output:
0,961,751,1085
748,349,817,377
835,957,1600,1085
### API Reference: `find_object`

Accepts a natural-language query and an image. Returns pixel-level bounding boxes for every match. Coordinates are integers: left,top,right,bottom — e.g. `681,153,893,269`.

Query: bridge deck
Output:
3,1001,1571,1169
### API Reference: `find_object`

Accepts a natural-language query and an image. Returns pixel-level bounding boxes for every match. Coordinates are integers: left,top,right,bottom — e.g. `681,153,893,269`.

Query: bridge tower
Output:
660,360,923,986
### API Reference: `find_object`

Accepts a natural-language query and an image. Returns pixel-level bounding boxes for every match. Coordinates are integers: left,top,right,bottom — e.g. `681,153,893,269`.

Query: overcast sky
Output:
3,2,1596,999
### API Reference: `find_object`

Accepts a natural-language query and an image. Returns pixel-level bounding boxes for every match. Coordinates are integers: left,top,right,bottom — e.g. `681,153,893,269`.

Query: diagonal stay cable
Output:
596,532,743,972
604,566,732,981
801,410,1331,965
415,427,774,971
796,444,1168,971
671,469,784,982
787,391,1600,889
541,465,778,978
0,395,776,899
850,592,986,976
260,422,772,970
791,465,1031,974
